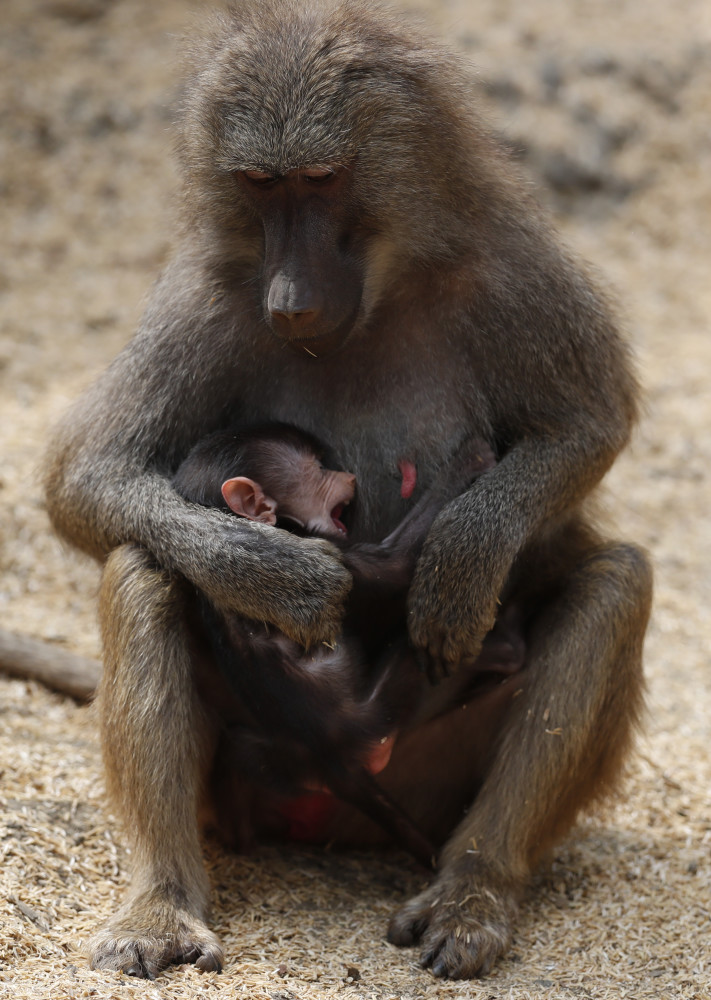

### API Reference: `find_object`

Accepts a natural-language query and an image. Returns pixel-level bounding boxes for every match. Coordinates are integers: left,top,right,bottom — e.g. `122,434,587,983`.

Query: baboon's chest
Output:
236,341,485,538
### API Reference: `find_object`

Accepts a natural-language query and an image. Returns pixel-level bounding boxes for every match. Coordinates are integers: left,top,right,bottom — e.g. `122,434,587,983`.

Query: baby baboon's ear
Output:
221,477,277,525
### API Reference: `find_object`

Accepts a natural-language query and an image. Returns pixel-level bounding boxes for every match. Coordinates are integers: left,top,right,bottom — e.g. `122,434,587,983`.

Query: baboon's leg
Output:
388,541,652,979
88,544,223,978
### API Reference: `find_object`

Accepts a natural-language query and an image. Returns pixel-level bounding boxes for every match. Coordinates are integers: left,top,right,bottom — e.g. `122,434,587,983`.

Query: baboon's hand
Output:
407,508,504,682
194,520,352,649
266,536,353,649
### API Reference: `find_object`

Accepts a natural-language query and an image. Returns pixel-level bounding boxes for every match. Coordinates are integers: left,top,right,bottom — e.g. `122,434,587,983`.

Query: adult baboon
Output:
44,0,652,980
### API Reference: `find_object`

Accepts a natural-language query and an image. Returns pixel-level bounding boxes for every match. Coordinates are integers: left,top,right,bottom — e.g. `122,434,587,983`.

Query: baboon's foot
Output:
387,869,519,979
88,905,223,979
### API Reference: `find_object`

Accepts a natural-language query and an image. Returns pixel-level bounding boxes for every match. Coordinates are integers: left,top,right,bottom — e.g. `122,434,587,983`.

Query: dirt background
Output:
0,0,709,998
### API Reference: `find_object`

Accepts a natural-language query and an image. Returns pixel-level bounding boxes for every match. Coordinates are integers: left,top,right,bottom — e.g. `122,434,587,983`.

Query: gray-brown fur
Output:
43,0,652,980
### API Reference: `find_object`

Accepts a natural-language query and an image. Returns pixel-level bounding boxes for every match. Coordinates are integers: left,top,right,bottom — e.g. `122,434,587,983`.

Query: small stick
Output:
0,628,100,701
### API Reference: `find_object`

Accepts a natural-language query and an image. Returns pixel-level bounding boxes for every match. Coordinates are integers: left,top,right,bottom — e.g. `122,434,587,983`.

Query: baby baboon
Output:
172,424,500,867
174,423,437,866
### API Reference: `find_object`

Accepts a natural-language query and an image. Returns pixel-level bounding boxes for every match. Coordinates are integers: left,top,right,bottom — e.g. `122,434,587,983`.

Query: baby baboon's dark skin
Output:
43,0,652,981
173,425,458,865
172,424,497,868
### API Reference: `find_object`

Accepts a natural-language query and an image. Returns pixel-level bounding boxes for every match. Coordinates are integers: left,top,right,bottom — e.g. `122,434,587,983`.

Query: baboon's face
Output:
236,165,364,357
261,444,356,538
181,6,467,355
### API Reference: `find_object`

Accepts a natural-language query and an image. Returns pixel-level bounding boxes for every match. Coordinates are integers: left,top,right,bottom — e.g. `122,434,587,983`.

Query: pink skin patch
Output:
367,734,395,774
398,459,417,499
281,735,398,841
282,791,338,841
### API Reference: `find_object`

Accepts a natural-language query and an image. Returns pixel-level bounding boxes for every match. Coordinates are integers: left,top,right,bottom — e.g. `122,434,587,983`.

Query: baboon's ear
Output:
221,477,277,525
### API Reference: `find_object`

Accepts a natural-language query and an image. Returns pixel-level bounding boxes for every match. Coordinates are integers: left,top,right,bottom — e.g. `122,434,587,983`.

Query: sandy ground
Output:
0,0,709,998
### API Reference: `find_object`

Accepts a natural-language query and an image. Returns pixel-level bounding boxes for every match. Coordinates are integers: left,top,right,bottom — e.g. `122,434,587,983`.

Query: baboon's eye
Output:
301,166,336,183
242,169,277,185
